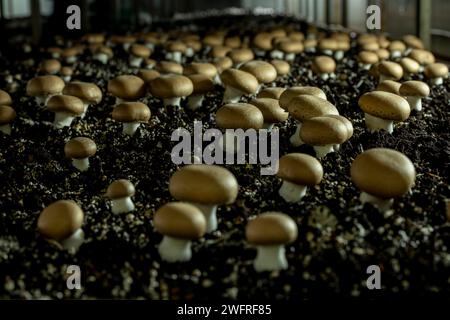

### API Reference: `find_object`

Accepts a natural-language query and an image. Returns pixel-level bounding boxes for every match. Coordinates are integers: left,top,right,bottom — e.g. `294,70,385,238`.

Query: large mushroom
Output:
220,69,259,104
26,75,65,107
46,94,84,128
399,81,430,111
107,75,146,105
63,81,102,118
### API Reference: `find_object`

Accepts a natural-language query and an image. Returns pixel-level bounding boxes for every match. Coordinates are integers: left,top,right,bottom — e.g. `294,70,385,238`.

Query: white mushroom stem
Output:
213,74,222,86
71,157,90,171
35,94,55,107
66,56,77,64
0,124,11,135
335,50,344,60
163,97,182,108
390,51,402,59
122,122,140,136
145,43,155,50
187,94,205,110
158,236,192,262
253,245,288,272
111,196,135,214
129,56,143,68
364,113,394,134
285,53,295,62
418,66,424,73
166,51,182,63
94,53,109,64
270,50,284,60
61,228,84,252
185,47,194,57
322,49,333,56
405,96,423,111
80,102,90,118
279,180,307,203
333,144,341,152
123,43,131,51
193,203,218,233
360,192,394,212
289,122,303,147
263,123,274,131
314,144,335,158
430,77,443,85
53,112,76,128
51,52,61,59
305,47,316,54
319,73,330,81
359,63,372,70
63,75,72,82
222,86,244,103
254,49,266,57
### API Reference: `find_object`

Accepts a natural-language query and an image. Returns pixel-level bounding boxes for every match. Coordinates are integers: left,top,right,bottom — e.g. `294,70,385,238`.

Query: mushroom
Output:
183,62,218,80
424,63,449,86
39,59,61,75
112,102,151,136
110,35,136,51
358,91,410,133
304,38,317,53
279,86,327,110
276,153,323,203
357,51,379,70
376,80,401,95
300,115,349,158
213,56,233,80
209,45,232,59
312,56,336,80
106,179,136,214
335,39,350,60
64,137,97,172
409,49,435,72
375,48,390,61
37,200,85,252
26,75,65,107
154,202,206,262
227,48,254,67
46,95,84,128
378,61,403,82
351,148,416,212
388,40,406,59
287,94,338,146
62,47,79,64
165,41,187,63
399,81,430,112
400,57,420,76
0,89,12,106
276,39,304,61
257,87,286,100
137,69,160,84
220,69,259,103
186,74,214,110
93,46,113,64
270,59,291,77
129,44,151,67
169,164,238,233
240,60,278,92
325,114,354,151
318,38,338,56
155,61,184,75
249,98,288,130
252,32,273,56
61,67,73,82
149,74,193,108
246,212,298,272
143,58,156,69
107,75,146,105
63,82,102,118
0,105,16,135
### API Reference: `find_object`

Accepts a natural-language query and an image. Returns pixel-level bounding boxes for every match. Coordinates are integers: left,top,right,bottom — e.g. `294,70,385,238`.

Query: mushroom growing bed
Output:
1,15,450,299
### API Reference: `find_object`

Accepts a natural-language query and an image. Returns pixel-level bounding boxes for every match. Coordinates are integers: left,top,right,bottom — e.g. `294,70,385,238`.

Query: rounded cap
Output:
378,61,403,80
276,39,304,54
187,74,214,95
209,45,232,58
399,81,430,97
249,98,288,123
312,56,336,74
63,82,102,104
112,102,151,123
165,41,187,53
46,95,84,115
253,32,273,51
0,105,16,124
130,44,151,58
358,51,379,65
358,91,410,121
137,69,160,83
64,137,97,159
388,40,406,53
107,75,146,100
240,60,277,84
351,148,416,198
216,103,264,129
220,69,259,94
26,75,65,97
94,46,113,58
300,116,349,146
213,57,233,73
403,35,424,49
149,74,193,99
257,87,286,100
169,164,238,205
224,36,241,49
37,200,84,241
154,202,206,240
409,49,435,65
0,89,12,106
424,63,449,79
246,212,298,246
106,179,135,199
39,59,62,74
277,153,323,186
319,38,338,51
61,66,74,76
324,114,353,140
376,80,401,95
400,57,420,74
279,86,327,110
287,95,338,122
183,62,217,79
375,48,390,60
270,59,290,76
227,48,254,65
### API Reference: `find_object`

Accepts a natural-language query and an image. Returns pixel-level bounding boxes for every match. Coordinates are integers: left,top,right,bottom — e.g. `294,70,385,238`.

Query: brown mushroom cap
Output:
358,51,379,65
358,91,410,121
312,56,336,74
46,95,84,115
213,56,233,73
378,61,403,80
279,86,327,110
0,105,16,124
106,179,135,199
287,95,338,122
257,87,286,100
270,59,291,76
40,59,62,74
187,74,214,95
388,40,406,53
0,89,12,106
227,48,254,65
351,148,416,198
37,200,84,241
63,82,102,104
277,153,323,186
137,69,161,83
277,39,304,54
220,69,259,94
130,44,151,58
399,81,430,97
149,74,193,99
376,80,402,95
300,116,349,145
209,45,232,59
319,38,338,51
61,66,74,76
216,103,264,129
107,75,146,100
253,32,273,51
165,41,187,53
400,57,420,74
424,63,449,79
94,45,114,58
154,202,206,240
240,60,277,84
112,102,151,123
169,164,238,205
26,75,65,97
403,35,424,49
246,212,298,246
324,114,353,140
249,98,288,123
183,62,217,79
64,137,97,159
409,49,435,65
375,48,390,60
224,36,241,49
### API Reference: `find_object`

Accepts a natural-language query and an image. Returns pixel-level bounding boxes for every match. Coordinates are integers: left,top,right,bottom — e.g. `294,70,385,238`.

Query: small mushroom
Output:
279,86,327,110
93,46,113,64
183,62,218,80
149,74,193,108
388,40,406,59
63,81,102,118
62,47,79,64
129,44,151,67
318,38,338,56
186,74,214,110
156,61,184,75
276,40,304,62
376,80,401,95
400,57,420,76
257,87,286,100
137,69,160,84
107,75,146,105
64,137,97,171
399,80,430,111
61,66,73,82
424,63,449,86
378,61,403,82
165,41,187,63
325,114,354,151
220,69,259,103
112,102,151,136
0,105,16,135
227,48,254,67
154,202,206,262
276,153,323,203
37,200,85,252
240,60,278,92
409,49,435,72
351,148,416,212
26,75,65,107
249,98,288,130
106,179,136,214
312,56,336,80
357,51,379,70
39,59,61,75
46,95,84,128
252,32,273,56
246,212,298,272
0,89,12,106
169,164,238,233
358,91,410,133
270,60,291,77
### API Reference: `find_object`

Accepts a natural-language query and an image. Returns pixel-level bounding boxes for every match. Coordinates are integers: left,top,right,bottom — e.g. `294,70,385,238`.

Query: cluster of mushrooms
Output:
2,23,448,273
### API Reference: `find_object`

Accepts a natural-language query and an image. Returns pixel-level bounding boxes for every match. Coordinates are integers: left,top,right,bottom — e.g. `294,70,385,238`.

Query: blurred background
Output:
1,0,449,59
